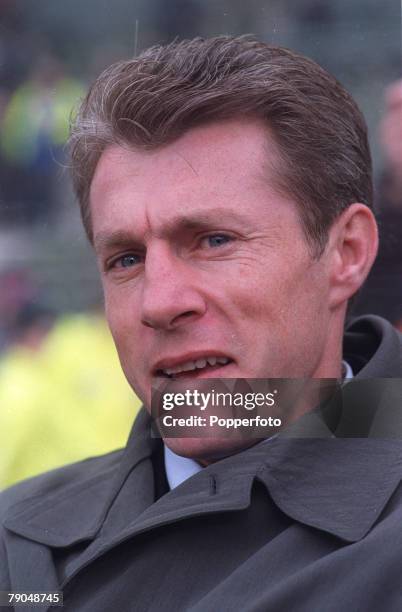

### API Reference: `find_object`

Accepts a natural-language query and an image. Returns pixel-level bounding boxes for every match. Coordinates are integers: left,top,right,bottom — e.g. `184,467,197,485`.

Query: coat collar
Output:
257,436,402,542
343,314,402,377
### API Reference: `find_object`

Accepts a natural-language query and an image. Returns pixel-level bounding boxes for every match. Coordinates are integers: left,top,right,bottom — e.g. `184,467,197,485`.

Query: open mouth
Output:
156,355,234,379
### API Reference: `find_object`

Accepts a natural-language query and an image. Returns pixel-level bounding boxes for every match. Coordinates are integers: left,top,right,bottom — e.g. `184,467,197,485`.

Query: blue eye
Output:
205,234,232,248
117,254,142,268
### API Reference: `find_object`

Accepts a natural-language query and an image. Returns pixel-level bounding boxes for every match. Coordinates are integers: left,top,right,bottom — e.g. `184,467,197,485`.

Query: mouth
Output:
154,354,235,380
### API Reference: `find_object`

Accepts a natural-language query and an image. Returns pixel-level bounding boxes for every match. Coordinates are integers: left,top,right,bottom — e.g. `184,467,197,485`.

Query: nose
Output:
140,244,206,331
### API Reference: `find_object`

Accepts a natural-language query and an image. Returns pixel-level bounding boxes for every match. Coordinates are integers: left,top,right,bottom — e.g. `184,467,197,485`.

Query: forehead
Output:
89,118,287,240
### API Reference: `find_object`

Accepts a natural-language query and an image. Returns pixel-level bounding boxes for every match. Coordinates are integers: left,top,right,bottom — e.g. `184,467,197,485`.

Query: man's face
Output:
90,119,338,461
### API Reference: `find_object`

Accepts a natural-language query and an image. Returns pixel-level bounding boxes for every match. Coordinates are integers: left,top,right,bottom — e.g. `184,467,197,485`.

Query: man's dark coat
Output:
1,315,402,611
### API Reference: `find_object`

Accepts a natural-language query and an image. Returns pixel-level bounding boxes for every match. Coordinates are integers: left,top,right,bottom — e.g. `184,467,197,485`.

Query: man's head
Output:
69,36,378,462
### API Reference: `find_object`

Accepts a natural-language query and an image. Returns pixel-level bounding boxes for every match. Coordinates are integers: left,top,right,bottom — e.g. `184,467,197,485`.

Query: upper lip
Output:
152,350,234,375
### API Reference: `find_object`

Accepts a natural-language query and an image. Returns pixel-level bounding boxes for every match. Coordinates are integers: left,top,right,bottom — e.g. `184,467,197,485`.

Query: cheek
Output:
104,297,147,398
276,270,330,356
224,270,285,323
227,259,328,348
216,264,270,309
103,290,138,359
104,282,137,327
104,293,123,342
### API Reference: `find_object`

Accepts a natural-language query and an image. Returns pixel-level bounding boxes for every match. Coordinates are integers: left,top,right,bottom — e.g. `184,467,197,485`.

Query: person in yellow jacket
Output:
0,313,139,488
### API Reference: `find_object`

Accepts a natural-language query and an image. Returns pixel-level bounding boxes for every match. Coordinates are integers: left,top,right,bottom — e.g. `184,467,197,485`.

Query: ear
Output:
326,203,378,310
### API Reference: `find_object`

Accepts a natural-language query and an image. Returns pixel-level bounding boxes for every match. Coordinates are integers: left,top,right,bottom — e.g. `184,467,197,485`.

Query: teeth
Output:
164,361,198,375
181,360,197,372
162,355,230,376
165,367,177,375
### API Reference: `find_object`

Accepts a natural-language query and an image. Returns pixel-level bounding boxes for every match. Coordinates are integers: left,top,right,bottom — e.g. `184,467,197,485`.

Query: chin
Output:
163,436,259,466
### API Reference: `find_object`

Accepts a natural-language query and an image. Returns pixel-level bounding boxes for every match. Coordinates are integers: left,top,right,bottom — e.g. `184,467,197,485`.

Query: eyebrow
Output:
94,207,253,252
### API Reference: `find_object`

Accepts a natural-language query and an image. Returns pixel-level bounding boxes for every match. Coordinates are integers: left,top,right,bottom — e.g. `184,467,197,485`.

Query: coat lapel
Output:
61,441,262,587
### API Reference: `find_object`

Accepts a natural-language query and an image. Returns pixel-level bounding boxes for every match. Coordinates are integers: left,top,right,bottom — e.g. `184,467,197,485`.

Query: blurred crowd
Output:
0,2,85,227
0,54,83,227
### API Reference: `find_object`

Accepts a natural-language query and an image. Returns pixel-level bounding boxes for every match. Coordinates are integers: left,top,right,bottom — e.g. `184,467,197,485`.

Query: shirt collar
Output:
164,444,202,490
342,359,354,379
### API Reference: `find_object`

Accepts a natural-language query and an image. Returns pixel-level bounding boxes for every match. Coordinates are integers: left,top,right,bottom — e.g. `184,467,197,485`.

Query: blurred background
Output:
0,0,401,487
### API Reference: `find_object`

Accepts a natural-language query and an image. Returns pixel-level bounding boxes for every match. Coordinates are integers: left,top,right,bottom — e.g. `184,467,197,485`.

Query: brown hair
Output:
69,35,372,255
